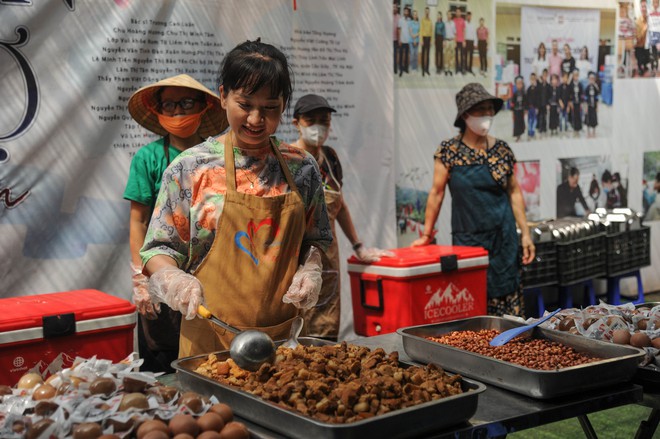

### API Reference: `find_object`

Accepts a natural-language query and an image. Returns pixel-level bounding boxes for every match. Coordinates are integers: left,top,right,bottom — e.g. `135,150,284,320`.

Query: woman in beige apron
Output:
292,94,394,340
141,40,332,357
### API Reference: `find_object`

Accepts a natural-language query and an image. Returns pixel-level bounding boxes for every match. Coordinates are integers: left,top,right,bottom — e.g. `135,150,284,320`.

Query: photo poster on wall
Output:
556,155,629,218
643,151,660,221
617,0,660,79
515,160,541,221
0,0,394,333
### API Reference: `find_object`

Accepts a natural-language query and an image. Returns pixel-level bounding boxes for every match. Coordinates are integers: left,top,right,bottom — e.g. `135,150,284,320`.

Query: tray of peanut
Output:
397,316,645,399
172,337,486,439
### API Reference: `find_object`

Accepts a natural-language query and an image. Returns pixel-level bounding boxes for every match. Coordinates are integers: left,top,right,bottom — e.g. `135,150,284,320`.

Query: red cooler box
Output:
0,289,136,386
348,245,488,336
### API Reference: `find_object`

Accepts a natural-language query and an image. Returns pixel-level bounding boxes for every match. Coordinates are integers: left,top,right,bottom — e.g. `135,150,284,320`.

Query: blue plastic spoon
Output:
489,309,561,347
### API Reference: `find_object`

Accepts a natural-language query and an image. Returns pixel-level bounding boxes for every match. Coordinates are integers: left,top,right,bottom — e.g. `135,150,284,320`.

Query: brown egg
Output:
209,403,234,423
35,400,60,416
12,420,26,434
98,435,121,439
26,419,55,439
219,421,249,439
123,376,148,393
198,412,225,432
142,431,169,439
169,414,200,437
32,383,57,400
136,419,170,439
612,329,631,345
638,318,649,330
72,422,103,439
119,392,149,411
652,337,660,349
89,377,117,396
631,332,652,348
582,317,599,330
198,431,222,439
557,317,576,331
172,434,195,439
17,372,43,389
0,384,12,396
106,417,136,432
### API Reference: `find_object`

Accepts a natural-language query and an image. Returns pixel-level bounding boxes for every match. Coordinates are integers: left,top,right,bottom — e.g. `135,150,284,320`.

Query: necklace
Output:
242,167,258,189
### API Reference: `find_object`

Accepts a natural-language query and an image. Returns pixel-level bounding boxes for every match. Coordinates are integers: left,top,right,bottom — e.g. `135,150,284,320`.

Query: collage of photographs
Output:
394,0,660,242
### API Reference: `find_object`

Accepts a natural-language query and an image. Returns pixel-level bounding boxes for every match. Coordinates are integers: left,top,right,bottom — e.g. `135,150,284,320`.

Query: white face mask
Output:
464,115,493,136
300,124,329,147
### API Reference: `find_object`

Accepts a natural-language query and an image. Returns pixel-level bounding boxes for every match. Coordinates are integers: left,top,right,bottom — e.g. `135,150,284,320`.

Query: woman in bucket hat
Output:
412,83,535,317
124,74,227,372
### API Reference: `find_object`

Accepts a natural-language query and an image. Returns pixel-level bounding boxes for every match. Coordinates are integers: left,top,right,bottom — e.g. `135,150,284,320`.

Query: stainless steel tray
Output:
397,317,645,399
172,337,486,439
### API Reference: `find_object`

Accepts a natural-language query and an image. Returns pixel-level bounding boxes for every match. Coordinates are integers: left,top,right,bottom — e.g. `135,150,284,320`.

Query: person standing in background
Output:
548,73,561,136
584,71,599,138
618,1,635,77
635,0,650,77
576,46,592,89
435,11,446,74
444,10,456,76
464,11,476,75
650,0,660,74
410,10,421,73
532,42,549,76
537,69,550,138
454,8,466,75
124,74,227,372
511,75,526,142
568,69,583,137
561,43,576,77
548,39,563,77
393,3,400,75
420,7,433,76
556,167,590,217
477,17,489,75
291,94,393,339
558,71,571,136
398,6,412,77
526,73,539,140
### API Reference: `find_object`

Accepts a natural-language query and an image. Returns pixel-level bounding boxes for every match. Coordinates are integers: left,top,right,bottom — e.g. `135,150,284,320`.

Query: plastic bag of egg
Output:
541,303,660,349
0,355,249,439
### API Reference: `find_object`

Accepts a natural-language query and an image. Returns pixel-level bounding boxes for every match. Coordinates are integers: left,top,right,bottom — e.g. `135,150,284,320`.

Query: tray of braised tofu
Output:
397,316,644,399
172,337,486,439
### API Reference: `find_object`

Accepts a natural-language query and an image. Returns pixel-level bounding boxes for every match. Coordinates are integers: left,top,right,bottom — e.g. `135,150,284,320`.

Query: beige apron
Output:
301,150,341,338
178,133,305,357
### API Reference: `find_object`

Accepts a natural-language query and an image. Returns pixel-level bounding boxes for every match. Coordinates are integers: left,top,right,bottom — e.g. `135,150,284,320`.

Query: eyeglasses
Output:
160,98,203,112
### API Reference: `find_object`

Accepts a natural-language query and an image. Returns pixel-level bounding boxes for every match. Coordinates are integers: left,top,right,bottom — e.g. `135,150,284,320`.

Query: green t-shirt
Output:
123,138,183,210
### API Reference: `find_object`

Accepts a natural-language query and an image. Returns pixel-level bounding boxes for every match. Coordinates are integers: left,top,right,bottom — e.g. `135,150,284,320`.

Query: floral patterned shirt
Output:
434,137,516,189
141,136,332,272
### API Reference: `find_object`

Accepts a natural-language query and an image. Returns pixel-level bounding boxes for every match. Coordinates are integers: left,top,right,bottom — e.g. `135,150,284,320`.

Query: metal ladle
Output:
197,305,276,371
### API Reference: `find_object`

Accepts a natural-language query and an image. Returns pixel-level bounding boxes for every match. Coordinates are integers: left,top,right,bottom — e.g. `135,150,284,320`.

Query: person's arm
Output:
507,174,536,265
335,196,360,247
129,201,151,267
411,159,449,246
576,187,590,214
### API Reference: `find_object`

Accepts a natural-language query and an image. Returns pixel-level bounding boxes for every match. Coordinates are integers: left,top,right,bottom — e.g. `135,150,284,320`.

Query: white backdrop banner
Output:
520,7,600,81
0,0,394,338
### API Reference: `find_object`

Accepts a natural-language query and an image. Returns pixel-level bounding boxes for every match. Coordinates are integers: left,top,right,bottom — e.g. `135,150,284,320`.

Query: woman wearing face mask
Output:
124,74,227,372
292,94,393,340
412,83,535,317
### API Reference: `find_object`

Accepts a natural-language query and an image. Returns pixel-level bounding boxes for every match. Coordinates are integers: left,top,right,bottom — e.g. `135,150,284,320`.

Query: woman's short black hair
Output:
217,39,294,110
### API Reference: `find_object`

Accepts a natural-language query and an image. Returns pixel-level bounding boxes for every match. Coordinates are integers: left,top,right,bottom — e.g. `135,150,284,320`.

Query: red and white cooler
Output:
348,245,488,336
0,289,136,386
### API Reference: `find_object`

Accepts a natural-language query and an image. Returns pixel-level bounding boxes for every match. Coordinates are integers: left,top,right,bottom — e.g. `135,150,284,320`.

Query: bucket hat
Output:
128,74,228,138
454,83,503,128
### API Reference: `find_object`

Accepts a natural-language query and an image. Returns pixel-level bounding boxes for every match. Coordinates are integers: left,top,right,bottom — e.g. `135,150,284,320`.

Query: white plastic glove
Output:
354,244,396,263
283,246,323,309
148,266,203,320
131,262,159,320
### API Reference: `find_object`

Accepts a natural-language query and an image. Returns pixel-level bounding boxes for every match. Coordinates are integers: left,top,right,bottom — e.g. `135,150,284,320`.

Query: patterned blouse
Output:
433,137,516,189
141,136,332,272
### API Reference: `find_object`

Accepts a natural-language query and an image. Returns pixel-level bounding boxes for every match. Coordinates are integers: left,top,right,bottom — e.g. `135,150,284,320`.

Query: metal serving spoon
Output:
282,315,304,349
489,309,561,347
197,305,276,371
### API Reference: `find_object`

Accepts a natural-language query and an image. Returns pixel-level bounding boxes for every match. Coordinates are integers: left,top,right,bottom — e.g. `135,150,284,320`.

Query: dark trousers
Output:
398,43,410,74
422,36,431,73
455,41,464,73
478,40,487,71
435,35,444,71
465,39,474,72
394,40,399,73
